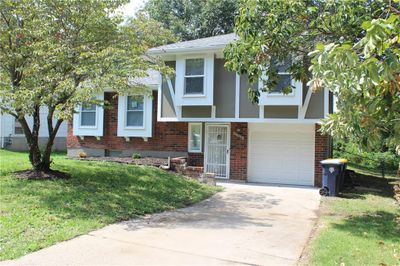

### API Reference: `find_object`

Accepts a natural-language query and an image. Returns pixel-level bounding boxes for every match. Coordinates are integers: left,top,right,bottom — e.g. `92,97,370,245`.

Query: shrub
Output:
78,151,87,158
132,153,141,159
333,140,399,173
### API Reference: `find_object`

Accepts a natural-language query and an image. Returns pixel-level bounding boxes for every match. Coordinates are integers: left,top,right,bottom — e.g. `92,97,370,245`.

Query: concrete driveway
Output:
3,183,320,266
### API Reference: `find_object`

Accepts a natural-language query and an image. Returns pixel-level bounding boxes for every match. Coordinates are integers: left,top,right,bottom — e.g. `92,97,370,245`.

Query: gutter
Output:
147,45,226,56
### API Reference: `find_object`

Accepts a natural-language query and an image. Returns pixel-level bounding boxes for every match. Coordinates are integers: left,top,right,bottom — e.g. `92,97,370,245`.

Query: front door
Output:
205,124,230,179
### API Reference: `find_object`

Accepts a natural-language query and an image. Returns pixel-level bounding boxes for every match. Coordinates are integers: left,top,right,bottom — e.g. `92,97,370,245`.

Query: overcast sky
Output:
121,0,147,17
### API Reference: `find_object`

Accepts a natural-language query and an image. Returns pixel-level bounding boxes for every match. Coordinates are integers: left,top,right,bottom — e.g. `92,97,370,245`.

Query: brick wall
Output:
187,152,204,166
230,123,248,181
67,91,189,153
68,100,250,180
314,123,330,186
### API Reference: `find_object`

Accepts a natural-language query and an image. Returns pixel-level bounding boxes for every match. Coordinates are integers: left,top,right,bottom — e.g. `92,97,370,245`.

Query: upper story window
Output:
14,119,23,135
126,95,144,127
80,104,96,127
184,58,205,95
268,57,293,95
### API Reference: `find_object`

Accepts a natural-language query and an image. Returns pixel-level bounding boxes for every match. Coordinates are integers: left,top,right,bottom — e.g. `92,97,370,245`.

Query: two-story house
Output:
67,33,332,187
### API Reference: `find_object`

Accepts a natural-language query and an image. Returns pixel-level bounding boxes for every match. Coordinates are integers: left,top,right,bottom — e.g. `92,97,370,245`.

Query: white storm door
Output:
205,124,230,179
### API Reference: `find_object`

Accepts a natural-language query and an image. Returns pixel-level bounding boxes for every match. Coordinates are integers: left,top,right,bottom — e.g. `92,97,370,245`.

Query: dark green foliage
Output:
334,141,399,174
143,0,238,41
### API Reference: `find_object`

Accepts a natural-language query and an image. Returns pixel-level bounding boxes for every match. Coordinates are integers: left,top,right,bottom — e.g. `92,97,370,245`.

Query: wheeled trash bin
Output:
319,159,348,196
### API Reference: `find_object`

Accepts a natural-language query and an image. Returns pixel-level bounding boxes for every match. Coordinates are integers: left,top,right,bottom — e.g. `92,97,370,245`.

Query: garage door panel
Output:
248,123,315,186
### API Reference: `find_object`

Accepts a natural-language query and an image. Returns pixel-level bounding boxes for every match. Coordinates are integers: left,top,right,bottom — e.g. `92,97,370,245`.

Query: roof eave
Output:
147,44,226,56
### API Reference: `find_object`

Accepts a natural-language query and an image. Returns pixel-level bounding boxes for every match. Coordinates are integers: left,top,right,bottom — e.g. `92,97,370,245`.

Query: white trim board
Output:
299,86,313,119
158,117,321,124
235,74,240,118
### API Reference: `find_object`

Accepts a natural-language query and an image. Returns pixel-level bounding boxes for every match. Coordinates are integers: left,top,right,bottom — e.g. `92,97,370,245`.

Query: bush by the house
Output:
333,140,399,174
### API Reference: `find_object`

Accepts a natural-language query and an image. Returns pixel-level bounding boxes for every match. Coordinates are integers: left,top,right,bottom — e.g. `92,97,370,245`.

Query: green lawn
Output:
0,150,219,261
306,167,400,265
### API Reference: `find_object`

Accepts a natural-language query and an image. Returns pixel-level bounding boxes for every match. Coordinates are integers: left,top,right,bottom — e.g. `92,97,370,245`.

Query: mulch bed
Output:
15,169,71,180
77,157,169,167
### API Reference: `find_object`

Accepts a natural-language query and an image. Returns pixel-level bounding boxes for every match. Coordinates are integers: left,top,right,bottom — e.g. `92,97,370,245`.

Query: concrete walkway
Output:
3,183,320,266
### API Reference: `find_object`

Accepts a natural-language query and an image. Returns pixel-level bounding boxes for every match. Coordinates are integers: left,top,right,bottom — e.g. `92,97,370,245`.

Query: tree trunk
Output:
40,118,63,171
17,106,63,172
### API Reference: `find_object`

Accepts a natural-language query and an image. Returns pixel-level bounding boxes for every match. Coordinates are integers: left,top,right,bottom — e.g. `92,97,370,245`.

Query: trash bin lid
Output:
320,158,347,165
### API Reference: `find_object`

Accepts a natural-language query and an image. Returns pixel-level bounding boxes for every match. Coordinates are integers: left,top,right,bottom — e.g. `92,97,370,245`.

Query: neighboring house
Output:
0,108,67,151
67,33,333,187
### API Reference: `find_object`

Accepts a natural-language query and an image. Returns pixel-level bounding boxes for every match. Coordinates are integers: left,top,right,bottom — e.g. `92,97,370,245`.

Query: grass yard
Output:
305,166,400,266
0,150,219,261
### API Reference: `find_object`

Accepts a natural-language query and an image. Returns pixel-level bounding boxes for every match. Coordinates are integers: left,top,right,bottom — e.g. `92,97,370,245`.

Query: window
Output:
126,95,144,127
14,119,23,135
269,57,293,94
184,58,204,95
188,123,202,152
80,104,96,127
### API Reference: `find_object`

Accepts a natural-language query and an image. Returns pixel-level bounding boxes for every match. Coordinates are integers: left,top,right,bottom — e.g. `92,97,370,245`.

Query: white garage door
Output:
248,123,315,186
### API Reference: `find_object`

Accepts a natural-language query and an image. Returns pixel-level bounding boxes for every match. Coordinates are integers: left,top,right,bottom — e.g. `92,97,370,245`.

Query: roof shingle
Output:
148,33,237,54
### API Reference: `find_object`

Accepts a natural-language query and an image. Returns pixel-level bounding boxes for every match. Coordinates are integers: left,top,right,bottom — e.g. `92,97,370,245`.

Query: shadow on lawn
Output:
340,171,398,199
6,160,216,223
334,170,400,242
332,211,400,242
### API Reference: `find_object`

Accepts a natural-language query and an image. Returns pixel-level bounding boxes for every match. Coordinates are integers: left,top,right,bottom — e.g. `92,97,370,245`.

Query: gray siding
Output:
182,106,212,118
161,61,177,118
214,59,235,118
264,106,298,118
305,89,325,119
5,136,66,151
239,76,259,118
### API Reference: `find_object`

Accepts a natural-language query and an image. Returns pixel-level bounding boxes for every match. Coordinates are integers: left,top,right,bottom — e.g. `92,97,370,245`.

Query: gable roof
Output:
129,69,159,88
148,33,237,55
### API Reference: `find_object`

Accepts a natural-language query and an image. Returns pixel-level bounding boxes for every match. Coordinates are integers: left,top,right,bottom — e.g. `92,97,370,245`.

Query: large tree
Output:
143,0,238,41
309,6,399,171
0,0,173,173
224,0,388,101
224,0,399,170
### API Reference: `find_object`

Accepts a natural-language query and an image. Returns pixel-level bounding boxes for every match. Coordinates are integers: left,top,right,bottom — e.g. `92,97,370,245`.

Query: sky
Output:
121,0,147,17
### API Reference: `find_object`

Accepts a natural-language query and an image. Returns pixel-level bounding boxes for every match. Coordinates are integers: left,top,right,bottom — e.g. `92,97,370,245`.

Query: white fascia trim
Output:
148,47,224,56
235,74,240,118
211,106,216,118
259,105,264,119
158,117,321,124
157,73,162,121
